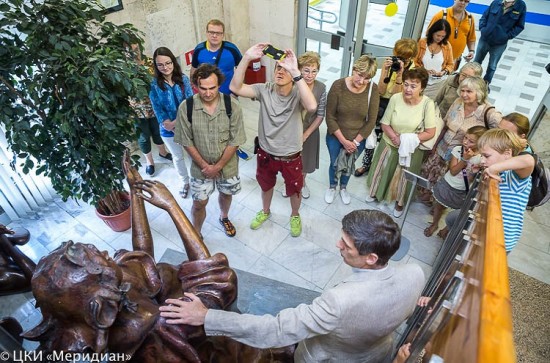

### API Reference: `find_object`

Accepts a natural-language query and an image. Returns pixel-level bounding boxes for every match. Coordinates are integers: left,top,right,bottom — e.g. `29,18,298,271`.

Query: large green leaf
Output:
0,0,150,207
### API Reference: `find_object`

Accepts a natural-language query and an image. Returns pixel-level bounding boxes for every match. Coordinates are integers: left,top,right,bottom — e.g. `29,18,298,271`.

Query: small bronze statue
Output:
23,151,293,362
0,224,36,296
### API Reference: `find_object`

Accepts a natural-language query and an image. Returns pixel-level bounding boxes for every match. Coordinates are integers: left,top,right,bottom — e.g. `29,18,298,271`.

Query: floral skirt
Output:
419,152,449,202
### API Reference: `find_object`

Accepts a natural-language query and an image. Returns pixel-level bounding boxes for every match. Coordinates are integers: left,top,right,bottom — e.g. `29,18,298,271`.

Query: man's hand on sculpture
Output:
134,180,176,210
159,293,208,326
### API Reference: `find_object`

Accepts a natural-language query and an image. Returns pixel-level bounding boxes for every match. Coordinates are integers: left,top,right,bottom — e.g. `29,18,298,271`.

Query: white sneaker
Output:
340,189,351,205
365,195,376,203
302,184,310,199
325,188,336,204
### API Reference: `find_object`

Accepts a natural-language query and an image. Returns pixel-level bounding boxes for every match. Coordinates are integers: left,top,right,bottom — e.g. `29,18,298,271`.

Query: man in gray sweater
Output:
160,209,425,362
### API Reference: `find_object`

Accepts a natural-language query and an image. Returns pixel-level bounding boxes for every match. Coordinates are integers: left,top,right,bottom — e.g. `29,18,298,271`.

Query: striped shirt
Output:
499,169,532,252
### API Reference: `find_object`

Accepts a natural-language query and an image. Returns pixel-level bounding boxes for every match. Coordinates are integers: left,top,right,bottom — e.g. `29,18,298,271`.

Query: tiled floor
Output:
2,1,550,351
3,95,550,351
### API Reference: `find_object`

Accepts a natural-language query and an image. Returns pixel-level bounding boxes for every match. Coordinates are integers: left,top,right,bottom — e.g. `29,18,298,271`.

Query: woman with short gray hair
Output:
434,62,483,118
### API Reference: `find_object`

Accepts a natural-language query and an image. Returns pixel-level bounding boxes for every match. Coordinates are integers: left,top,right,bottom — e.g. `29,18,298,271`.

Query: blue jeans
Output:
326,134,365,188
473,38,508,84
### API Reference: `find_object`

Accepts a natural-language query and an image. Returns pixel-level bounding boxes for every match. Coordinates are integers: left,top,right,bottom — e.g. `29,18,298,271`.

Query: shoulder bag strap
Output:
484,105,495,129
418,97,429,131
214,41,225,66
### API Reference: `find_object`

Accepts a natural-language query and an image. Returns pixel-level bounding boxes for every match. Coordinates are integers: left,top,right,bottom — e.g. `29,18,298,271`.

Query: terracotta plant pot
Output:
95,192,131,232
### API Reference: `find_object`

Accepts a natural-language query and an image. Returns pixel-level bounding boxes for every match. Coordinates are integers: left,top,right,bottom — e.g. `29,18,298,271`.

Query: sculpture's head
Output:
24,241,127,352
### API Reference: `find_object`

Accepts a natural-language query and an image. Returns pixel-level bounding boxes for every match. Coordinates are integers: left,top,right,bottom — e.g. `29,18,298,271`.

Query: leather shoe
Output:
159,152,173,161
354,167,368,177
146,165,155,176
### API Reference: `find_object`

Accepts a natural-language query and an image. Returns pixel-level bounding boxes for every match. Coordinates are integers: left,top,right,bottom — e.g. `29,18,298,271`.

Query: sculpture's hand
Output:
134,180,176,210
122,149,143,187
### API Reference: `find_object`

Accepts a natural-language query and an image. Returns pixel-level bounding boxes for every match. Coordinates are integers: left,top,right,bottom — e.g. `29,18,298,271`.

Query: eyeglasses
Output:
156,61,173,68
301,69,318,75
207,31,224,36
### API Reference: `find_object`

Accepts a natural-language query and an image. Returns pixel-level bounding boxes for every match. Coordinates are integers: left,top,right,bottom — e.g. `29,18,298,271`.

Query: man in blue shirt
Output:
474,0,526,86
190,19,242,95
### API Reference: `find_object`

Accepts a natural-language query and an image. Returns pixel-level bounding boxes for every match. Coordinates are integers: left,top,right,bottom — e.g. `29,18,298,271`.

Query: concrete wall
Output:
105,0,299,79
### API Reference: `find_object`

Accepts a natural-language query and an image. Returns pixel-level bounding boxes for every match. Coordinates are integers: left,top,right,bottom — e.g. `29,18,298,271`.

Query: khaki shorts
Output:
190,176,241,201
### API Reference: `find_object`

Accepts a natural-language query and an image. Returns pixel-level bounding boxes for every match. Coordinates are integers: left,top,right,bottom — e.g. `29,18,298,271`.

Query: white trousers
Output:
161,136,190,185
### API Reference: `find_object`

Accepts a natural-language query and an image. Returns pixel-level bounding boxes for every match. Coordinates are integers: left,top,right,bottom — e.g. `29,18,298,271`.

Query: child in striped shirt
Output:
478,128,535,253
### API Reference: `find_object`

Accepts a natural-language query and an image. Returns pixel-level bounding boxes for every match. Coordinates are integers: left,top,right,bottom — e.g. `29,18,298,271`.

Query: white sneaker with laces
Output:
302,184,310,199
340,189,351,205
325,188,336,204
365,195,376,203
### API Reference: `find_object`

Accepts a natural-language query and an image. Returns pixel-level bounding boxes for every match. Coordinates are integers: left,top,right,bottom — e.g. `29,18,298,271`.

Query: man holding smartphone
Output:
229,43,317,237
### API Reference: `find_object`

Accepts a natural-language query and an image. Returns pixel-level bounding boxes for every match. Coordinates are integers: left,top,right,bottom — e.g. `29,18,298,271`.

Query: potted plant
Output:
0,0,150,231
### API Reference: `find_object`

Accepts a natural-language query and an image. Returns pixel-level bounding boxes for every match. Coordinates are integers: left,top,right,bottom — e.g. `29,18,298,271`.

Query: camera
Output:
390,56,402,72
383,56,403,84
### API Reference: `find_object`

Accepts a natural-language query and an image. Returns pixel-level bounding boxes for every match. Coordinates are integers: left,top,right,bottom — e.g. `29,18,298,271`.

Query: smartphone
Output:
262,45,286,60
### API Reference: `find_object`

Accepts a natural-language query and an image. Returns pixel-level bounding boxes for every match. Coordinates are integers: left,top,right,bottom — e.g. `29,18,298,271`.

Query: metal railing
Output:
396,176,516,363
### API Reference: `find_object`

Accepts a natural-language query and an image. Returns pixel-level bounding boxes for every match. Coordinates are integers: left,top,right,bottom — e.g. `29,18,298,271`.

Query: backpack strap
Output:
467,12,474,38
186,96,194,124
223,93,232,119
187,94,232,124
460,145,469,192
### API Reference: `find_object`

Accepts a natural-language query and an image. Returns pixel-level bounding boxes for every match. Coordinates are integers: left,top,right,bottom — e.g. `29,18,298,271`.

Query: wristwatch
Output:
353,139,361,147
293,75,303,82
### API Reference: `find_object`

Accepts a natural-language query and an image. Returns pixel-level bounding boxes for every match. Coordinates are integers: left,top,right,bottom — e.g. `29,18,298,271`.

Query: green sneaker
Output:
290,215,302,237
250,210,270,230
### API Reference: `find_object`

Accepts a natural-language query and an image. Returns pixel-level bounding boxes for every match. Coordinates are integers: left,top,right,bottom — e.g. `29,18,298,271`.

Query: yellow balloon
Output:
385,3,398,17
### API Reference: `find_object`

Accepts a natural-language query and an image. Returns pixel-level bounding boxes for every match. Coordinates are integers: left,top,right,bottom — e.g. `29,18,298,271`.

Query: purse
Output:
364,81,377,149
417,99,444,151
365,129,377,149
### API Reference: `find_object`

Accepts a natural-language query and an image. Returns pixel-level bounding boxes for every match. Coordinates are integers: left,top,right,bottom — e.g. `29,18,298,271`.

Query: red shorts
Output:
256,147,303,196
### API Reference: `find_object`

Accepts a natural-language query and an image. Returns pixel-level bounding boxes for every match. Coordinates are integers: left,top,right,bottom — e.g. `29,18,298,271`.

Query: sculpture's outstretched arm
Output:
123,150,155,257
133,180,209,261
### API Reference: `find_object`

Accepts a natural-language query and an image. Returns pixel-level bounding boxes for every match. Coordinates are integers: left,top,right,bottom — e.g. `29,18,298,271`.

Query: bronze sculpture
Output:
0,224,36,296
22,152,293,362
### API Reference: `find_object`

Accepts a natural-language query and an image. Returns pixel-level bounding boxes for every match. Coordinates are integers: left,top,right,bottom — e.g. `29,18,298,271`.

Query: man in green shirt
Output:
175,64,246,238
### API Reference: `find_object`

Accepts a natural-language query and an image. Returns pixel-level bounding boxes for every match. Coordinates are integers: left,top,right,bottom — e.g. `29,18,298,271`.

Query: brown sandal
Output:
219,218,236,237
424,224,438,237
437,228,449,240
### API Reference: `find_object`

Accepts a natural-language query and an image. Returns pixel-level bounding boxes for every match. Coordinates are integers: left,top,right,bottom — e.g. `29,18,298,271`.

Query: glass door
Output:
297,0,430,88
